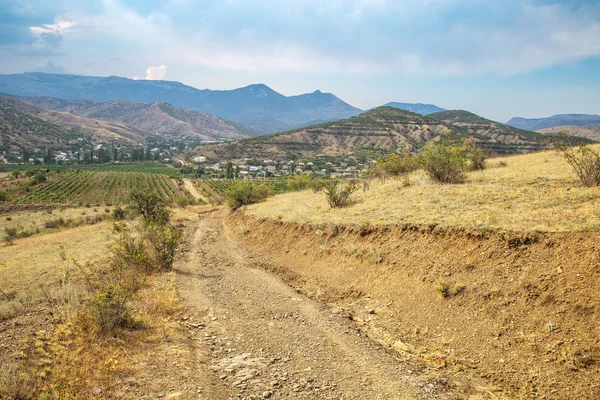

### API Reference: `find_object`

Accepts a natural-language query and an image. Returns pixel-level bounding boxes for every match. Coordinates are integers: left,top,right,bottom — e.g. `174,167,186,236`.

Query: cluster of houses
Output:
192,156,364,178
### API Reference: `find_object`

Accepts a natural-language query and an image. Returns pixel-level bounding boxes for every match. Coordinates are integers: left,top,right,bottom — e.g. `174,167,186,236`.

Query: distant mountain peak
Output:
383,102,445,116
506,114,600,131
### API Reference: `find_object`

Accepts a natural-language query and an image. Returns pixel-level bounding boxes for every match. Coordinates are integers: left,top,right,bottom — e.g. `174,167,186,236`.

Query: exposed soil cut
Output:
227,213,600,399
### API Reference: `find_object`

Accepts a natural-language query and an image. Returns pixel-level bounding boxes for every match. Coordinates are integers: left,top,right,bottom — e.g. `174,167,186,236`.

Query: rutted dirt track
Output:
152,210,467,399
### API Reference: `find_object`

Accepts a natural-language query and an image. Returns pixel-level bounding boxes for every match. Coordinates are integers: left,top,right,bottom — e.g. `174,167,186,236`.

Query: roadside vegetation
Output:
0,191,183,398
245,140,600,232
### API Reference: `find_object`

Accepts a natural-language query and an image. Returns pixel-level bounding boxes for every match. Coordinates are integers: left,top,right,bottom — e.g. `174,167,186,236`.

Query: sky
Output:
0,0,599,121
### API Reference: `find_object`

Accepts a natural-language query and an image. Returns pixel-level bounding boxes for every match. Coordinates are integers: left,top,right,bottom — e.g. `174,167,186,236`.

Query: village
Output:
191,155,365,179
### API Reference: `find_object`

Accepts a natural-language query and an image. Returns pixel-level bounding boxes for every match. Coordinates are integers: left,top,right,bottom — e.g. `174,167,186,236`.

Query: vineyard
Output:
4,162,182,176
16,171,192,205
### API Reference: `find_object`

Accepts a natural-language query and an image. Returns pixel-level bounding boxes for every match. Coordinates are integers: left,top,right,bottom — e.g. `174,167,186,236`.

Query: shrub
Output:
380,151,420,176
224,181,271,210
85,286,135,335
129,191,170,224
463,138,486,171
420,141,467,184
112,207,126,220
554,134,600,187
322,179,360,208
11,170,20,179
145,223,182,271
30,174,46,186
4,228,17,245
0,191,7,202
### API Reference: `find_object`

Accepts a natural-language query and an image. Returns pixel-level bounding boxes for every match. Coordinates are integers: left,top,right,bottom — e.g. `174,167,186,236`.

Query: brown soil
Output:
226,213,600,399
138,210,495,399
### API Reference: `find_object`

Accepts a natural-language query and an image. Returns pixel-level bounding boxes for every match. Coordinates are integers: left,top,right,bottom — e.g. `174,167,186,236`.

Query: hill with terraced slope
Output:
188,107,564,163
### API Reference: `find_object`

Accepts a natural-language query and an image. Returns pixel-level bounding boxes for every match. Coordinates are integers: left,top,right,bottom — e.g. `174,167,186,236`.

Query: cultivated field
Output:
248,147,600,232
9,171,192,205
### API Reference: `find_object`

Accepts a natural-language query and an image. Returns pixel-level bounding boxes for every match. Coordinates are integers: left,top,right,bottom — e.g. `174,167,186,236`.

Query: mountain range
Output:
0,95,149,149
187,107,562,163
0,73,362,135
506,114,600,131
16,96,249,142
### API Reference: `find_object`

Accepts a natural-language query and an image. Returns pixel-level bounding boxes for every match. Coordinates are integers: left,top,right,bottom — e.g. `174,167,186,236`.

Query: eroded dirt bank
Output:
227,214,600,399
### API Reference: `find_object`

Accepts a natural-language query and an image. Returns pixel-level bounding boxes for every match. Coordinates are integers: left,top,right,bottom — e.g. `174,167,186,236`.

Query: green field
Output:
16,171,192,205
202,176,312,196
3,162,186,177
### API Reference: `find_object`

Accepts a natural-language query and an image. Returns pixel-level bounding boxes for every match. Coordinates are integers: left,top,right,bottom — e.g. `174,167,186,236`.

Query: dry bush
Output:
0,363,36,400
322,179,360,208
555,135,600,187
463,138,487,171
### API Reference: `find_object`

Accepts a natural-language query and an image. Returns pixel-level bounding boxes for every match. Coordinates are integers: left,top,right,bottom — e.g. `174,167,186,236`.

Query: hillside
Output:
20,96,250,141
188,107,559,163
537,124,600,142
0,73,362,134
187,107,474,162
383,102,445,115
428,109,564,153
507,113,600,130
0,95,150,148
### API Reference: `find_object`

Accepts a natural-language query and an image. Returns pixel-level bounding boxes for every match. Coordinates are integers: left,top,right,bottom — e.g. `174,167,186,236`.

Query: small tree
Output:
129,191,170,224
420,141,467,184
554,134,600,187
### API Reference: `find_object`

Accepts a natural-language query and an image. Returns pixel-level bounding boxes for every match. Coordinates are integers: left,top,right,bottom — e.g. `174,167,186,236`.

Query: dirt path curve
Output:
183,178,210,203
160,210,452,399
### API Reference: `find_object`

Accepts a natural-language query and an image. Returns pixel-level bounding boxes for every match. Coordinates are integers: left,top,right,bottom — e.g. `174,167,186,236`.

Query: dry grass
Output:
0,206,111,236
0,222,113,294
247,146,600,232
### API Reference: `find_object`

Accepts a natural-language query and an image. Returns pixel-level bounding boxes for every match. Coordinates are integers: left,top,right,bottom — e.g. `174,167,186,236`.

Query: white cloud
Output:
62,0,600,77
134,64,168,80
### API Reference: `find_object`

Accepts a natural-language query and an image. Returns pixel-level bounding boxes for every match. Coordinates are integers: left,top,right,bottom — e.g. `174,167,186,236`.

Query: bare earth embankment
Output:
224,148,600,399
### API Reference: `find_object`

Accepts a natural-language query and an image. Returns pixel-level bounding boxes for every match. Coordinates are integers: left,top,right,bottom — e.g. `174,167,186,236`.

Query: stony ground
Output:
136,210,458,399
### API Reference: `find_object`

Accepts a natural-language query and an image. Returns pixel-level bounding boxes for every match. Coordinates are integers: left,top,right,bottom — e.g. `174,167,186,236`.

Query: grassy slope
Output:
247,145,600,232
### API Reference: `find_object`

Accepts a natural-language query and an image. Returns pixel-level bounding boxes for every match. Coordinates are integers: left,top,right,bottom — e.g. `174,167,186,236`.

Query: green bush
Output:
322,179,360,208
0,191,7,202
224,181,271,210
463,138,486,171
111,207,126,220
420,142,467,184
30,174,46,186
380,151,420,176
129,191,170,224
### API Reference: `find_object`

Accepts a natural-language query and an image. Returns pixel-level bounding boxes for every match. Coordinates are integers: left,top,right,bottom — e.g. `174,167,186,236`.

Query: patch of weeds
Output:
433,278,465,298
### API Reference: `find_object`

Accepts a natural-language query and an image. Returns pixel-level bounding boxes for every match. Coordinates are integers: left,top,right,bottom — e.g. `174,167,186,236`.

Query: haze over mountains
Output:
0,73,362,135
506,114,600,131
383,102,445,115
17,96,249,141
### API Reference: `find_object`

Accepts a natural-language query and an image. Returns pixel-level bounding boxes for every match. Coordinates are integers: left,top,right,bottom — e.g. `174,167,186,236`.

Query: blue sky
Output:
0,0,599,121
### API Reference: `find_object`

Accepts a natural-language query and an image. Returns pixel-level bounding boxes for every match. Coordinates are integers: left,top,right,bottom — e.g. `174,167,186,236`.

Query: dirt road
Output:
139,210,455,399
183,178,210,203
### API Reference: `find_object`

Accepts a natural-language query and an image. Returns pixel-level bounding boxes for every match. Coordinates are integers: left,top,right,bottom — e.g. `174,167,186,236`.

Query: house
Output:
266,166,276,174
193,156,206,163
39,168,50,173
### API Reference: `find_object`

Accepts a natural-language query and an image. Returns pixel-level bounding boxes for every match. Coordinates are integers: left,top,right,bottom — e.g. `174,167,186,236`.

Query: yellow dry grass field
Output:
248,146,600,232
0,222,113,293
0,206,111,234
